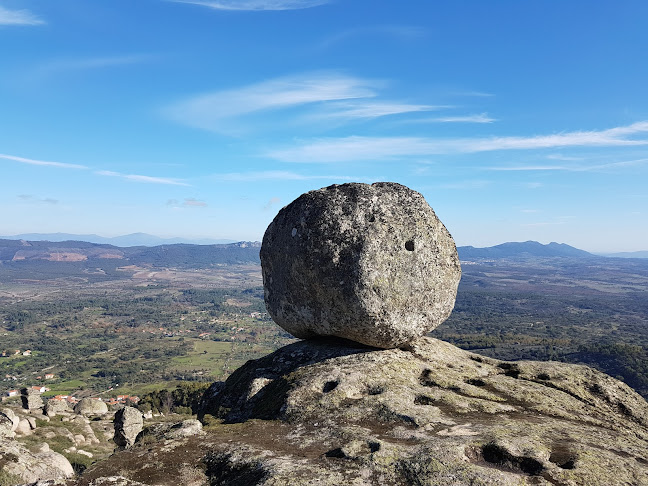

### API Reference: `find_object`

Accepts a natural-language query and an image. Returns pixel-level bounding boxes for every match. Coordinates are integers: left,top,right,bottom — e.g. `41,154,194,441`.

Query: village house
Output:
6,390,18,397
44,373,55,380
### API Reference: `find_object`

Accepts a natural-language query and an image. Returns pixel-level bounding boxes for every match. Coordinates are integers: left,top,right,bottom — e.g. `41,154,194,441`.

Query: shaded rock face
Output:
197,337,648,485
74,398,108,416
113,406,143,448
260,182,461,349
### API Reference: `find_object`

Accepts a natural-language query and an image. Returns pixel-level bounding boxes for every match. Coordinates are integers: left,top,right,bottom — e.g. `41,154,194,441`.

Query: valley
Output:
1,239,647,402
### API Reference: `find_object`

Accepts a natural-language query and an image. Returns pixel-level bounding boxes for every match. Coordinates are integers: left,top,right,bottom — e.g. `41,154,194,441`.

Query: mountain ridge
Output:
0,232,236,247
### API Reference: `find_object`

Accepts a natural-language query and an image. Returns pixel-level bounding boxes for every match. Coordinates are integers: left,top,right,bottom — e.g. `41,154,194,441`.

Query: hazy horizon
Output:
2,1,647,253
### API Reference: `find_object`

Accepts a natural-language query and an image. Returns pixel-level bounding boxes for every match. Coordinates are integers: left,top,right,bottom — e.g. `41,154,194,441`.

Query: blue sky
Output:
1,0,647,252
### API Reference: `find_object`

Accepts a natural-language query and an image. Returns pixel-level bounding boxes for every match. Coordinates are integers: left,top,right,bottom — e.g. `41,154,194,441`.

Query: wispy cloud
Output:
267,121,648,163
263,197,281,210
214,170,358,181
421,113,496,123
164,72,451,134
439,180,491,190
320,25,425,48
0,6,44,26
489,157,648,172
164,72,379,133
546,153,583,161
0,153,87,169
96,170,189,186
183,198,207,207
18,195,58,205
30,54,154,78
170,0,328,11
316,101,446,121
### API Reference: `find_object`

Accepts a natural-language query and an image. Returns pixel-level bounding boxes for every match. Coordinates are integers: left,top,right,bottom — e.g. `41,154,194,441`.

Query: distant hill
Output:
0,238,261,269
0,232,236,247
457,241,594,260
599,251,648,259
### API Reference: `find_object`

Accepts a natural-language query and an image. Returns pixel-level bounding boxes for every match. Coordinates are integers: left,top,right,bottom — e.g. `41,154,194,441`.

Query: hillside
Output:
458,240,594,260
0,239,261,272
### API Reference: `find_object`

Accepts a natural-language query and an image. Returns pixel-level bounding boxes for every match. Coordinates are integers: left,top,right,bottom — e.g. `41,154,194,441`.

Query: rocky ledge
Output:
71,336,648,486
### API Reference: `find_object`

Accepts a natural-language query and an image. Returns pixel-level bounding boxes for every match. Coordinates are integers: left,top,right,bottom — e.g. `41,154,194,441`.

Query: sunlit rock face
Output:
260,182,461,349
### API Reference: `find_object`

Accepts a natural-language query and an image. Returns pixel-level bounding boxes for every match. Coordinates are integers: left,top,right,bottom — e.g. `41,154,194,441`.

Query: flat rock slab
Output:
261,182,461,348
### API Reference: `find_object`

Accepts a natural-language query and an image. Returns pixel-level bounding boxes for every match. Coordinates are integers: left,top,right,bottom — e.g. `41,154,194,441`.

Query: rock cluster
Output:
261,182,461,349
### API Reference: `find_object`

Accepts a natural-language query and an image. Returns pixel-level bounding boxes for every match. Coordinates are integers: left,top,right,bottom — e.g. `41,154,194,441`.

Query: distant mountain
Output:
599,251,648,259
0,238,261,269
0,232,236,247
457,241,594,260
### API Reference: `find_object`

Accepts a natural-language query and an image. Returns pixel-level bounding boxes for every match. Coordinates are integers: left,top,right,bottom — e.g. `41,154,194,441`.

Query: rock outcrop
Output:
113,407,143,448
74,398,108,417
260,182,461,349
0,436,74,483
0,412,14,439
79,338,648,486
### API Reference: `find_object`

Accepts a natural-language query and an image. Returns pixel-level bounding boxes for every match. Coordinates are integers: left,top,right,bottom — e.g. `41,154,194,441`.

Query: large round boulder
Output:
260,182,461,349
74,398,108,416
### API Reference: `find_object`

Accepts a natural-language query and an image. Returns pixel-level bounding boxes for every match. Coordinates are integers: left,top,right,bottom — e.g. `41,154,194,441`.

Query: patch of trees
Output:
138,382,211,414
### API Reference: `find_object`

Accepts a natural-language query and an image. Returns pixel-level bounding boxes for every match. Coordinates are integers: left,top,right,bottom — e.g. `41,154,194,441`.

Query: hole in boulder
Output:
519,457,544,476
368,441,381,453
498,363,520,379
481,443,544,476
482,443,506,464
322,381,339,393
419,369,439,387
367,385,384,396
368,214,376,222
466,378,486,387
549,450,576,470
414,395,435,406
405,240,415,251
536,373,551,381
325,448,346,458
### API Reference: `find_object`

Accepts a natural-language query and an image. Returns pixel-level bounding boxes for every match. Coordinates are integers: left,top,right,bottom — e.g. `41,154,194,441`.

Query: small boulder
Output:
114,406,144,448
15,418,32,436
261,182,461,348
74,398,108,416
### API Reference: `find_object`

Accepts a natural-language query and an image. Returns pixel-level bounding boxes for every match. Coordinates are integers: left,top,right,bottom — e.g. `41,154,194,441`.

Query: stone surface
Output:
260,182,461,349
194,337,648,486
1,408,19,432
15,418,33,436
74,398,108,416
0,436,74,483
0,412,13,438
113,406,143,448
